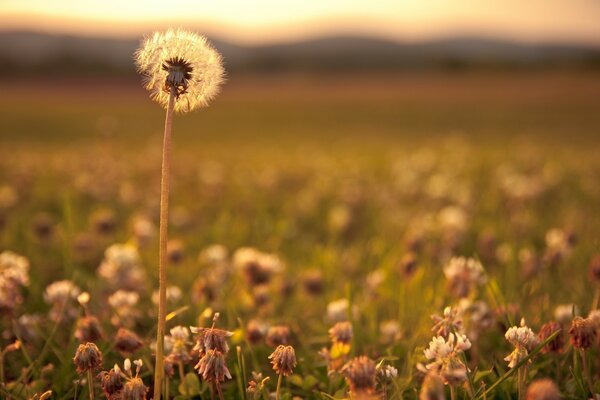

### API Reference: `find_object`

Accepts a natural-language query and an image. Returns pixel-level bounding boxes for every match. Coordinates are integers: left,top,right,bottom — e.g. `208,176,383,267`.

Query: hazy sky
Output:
1,0,599,45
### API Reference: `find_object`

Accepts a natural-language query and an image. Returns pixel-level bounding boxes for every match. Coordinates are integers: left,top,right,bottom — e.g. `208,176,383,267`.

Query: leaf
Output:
178,372,201,396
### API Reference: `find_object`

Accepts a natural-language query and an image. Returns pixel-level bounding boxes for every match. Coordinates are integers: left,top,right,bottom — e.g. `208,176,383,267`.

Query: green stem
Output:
87,369,94,400
153,86,176,399
580,349,595,395
275,373,283,400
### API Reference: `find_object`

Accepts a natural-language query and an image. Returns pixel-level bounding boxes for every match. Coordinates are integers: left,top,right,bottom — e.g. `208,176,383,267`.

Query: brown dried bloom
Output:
191,326,233,356
195,349,232,382
302,269,324,295
75,315,104,343
266,325,291,347
269,345,297,376
120,359,148,400
73,342,103,374
341,356,377,397
99,365,124,400
525,378,561,400
538,321,563,354
115,328,144,354
569,317,596,350
246,319,268,344
329,321,353,345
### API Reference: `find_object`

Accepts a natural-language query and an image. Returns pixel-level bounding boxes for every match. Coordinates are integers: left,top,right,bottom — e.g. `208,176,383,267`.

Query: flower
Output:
569,317,596,350
424,333,471,385
75,315,104,343
98,243,146,291
115,328,144,354
341,356,377,397
164,325,192,363
73,342,103,374
265,325,291,347
431,306,463,338
538,321,563,354
525,378,561,400
504,324,538,368
269,345,297,376
0,250,30,313
329,321,353,345
120,359,148,400
44,280,81,321
443,257,486,298
135,29,224,113
195,349,232,382
99,365,124,400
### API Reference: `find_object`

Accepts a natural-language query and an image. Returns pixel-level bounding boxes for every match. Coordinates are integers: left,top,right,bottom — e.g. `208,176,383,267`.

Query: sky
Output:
1,0,599,45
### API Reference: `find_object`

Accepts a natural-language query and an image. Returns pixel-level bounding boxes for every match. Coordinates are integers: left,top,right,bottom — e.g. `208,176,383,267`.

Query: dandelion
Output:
73,342,103,400
269,345,297,400
135,31,224,396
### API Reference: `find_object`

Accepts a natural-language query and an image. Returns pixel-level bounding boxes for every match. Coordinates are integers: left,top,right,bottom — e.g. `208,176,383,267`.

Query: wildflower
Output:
379,320,402,344
233,247,283,286
330,321,353,345
424,333,471,384
443,257,486,298
569,317,596,350
377,364,398,380
538,321,563,354
98,243,146,291
115,328,144,354
135,29,224,113
553,303,578,325
457,299,494,342
252,284,271,307
198,244,229,266
246,372,270,400
99,365,124,400
327,298,351,323
543,228,573,266
167,239,185,264
108,290,141,328
151,285,182,305
419,373,445,400
504,324,538,368
44,280,81,321
130,216,155,248
191,326,233,356
73,342,103,374
269,345,297,376
431,306,463,338
266,325,291,347
195,349,232,382
121,359,148,400
164,325,192,364
0,250,30,314
302,269,324,295
246,319,268,344
89,208,116,236
342,356,377,397
525,378,561,400
589,254,600,284
75,315,104,343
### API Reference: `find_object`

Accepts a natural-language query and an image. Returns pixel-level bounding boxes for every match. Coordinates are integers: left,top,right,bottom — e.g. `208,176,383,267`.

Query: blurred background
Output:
0,1,599,146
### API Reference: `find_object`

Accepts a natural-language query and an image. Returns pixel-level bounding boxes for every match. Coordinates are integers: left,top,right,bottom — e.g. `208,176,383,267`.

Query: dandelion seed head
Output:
135,29,224,113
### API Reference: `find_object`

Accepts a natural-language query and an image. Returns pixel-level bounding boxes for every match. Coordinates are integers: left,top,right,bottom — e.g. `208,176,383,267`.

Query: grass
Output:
0,71,599,399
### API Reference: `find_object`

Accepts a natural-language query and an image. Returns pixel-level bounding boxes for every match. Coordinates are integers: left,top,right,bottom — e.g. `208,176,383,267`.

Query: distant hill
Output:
0,31,599,76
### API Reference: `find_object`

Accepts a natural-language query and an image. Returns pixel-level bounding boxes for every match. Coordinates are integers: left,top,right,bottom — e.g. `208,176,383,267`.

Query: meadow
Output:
0,71,599,399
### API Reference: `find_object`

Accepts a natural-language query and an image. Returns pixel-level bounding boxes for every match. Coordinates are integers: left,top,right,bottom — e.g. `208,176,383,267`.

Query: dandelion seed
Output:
135,29,224,113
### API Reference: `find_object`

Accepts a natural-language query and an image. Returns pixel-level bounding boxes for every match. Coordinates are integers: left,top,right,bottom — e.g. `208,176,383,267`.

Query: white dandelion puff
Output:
135,28,224,113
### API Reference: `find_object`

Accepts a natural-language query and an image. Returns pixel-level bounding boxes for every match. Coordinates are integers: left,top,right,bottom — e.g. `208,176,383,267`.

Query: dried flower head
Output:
73,342,103,374
538,321,563,354
569,317,596,350
135,29,224,113
246,319,268,344
99,365,124,400
75,315,104,343
266,325,291,347
329,321,353,345
342,356,377,397
269,345,297,376
195,349,232,382
120,359,148,400
525,378,561,400
115,328,144,354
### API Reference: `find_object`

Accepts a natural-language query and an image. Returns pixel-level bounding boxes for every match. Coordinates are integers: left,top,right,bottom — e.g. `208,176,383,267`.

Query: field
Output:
1,71,600,399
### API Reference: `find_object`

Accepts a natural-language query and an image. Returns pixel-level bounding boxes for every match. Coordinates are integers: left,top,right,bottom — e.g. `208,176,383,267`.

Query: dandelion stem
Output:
153,87,176,399
275,373,283,400
87,369,94,400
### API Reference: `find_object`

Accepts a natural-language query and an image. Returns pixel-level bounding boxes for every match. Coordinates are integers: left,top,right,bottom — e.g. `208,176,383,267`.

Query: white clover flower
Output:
98,243,146,290
152,285,182,305
135,29,224,113
443,257,487,298
0,251,30,287
504,324,539,369
431,306,463,338
424,333,471,385
554,303,579,325
327,298,351,323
